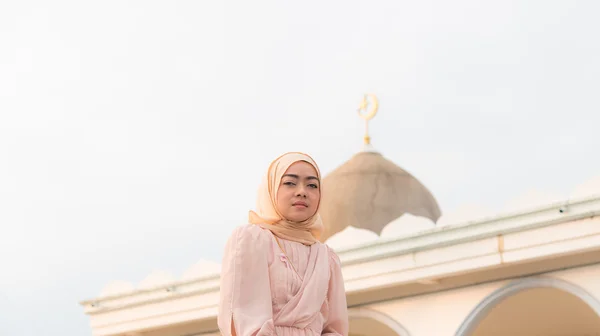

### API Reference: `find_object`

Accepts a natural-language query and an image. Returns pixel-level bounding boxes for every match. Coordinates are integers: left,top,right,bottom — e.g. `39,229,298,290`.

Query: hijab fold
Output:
248,152,324,245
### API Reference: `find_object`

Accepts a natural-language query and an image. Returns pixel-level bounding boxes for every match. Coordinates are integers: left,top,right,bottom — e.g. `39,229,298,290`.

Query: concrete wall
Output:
362,262,600,335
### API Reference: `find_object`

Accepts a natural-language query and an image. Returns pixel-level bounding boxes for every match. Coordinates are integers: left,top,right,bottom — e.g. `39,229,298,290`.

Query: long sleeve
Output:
322,250,349,336
218,225,276,336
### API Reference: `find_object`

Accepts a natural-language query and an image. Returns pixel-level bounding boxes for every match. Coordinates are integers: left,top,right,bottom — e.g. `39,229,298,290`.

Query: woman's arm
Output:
322,250,349,336
218,225,276,336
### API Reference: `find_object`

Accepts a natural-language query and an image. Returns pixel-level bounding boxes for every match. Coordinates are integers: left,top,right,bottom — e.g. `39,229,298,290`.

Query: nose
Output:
296,185,307,198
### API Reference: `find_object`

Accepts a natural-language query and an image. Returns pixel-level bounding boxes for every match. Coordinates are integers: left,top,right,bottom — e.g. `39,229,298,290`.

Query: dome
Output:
98,280,134,298
380,213,436,239
325,226,379,251
137,270,175,290
181,260,222,281
571,175,600,200
319,150,441,241
436,203,492,227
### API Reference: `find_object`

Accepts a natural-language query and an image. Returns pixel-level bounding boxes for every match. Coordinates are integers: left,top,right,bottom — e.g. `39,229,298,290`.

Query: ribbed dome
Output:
319,151,441,241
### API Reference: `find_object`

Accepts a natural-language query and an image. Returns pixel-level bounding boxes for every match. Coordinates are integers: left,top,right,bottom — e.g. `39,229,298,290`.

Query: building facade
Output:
80,98,600,335
79,158,600,335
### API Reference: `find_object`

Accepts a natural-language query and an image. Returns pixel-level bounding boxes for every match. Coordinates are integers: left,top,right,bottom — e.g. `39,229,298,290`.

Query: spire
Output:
357,94,379,152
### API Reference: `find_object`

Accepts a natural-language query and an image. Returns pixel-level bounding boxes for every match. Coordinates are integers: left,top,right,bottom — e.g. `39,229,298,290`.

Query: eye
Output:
308,183,319,189
283,181,296,186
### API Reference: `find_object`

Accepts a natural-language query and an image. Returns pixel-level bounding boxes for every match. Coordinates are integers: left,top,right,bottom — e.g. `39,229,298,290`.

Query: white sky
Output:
1,0,599,335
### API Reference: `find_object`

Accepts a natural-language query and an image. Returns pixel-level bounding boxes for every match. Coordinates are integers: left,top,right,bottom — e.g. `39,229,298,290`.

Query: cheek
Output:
276,188,292,208
277,188,292,200
310,189,321,205
308,193,320,216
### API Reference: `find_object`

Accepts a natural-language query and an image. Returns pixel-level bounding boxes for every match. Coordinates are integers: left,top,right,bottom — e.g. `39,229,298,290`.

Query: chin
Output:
283,208,316,223
287,213,312,222
288,216,309,223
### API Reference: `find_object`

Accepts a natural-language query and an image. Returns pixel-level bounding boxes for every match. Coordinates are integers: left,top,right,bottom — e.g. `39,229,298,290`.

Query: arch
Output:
348,307,410,336
455,276,600,336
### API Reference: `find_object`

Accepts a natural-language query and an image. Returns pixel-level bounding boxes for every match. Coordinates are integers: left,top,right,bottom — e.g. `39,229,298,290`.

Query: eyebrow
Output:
282,174,320,181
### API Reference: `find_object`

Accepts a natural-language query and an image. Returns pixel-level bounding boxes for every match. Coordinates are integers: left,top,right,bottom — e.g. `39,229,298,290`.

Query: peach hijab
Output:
248,152,324,246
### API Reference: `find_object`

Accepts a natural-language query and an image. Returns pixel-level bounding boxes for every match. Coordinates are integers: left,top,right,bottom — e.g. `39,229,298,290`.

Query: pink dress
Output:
218,224,348,336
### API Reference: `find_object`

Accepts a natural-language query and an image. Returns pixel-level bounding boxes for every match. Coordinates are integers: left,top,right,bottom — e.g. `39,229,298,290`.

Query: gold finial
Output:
357,94,379,145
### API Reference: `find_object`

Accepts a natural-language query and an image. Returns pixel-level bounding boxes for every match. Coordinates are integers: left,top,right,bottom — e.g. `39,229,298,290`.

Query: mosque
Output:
79,96,600,336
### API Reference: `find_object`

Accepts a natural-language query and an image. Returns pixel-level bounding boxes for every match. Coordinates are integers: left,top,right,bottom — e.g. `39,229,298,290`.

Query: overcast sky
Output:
1,0,599,335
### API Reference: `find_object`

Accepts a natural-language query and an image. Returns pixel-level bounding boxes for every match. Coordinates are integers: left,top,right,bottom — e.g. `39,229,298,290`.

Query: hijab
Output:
248,152,324,245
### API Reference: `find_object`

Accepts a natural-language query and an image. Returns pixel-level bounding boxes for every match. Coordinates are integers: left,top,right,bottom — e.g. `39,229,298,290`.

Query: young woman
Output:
218,152,348,336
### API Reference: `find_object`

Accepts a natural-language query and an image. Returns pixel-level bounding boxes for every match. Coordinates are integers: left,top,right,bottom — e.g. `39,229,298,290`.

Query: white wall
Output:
364,262,600,335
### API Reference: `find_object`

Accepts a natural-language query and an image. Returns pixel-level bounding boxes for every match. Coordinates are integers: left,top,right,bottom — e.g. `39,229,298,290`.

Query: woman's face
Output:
276,161,320,222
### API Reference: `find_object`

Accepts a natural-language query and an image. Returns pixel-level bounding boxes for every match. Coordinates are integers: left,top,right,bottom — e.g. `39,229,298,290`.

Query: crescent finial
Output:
357,94,379,145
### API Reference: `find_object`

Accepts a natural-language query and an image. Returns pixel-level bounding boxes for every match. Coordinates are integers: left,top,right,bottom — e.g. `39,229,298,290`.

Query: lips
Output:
293,201,308,207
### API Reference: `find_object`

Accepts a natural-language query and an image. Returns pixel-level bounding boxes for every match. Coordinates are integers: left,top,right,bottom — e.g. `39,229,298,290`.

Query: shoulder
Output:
324,244,342,268
230,224,272,241
221,225,275,270
227,224,273,253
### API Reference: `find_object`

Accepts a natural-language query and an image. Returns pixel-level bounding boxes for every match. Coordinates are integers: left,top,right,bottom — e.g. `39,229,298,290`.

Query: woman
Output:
218,152,348,336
